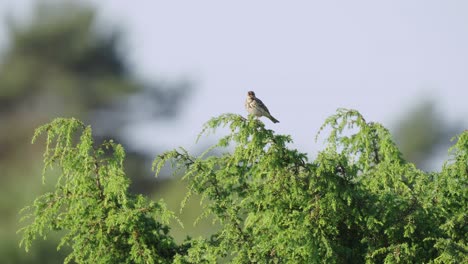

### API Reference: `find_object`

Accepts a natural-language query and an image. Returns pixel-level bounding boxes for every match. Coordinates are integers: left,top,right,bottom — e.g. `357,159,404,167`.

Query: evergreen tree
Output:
0,2,188,262
20,109,467,263
392,99,461,170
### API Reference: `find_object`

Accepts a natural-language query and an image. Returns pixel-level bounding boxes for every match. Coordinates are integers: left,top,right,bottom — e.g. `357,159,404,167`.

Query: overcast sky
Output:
1,0,467,159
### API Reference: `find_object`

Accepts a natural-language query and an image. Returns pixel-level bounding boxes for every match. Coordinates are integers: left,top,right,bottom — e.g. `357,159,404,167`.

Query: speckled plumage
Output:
245,91,279,123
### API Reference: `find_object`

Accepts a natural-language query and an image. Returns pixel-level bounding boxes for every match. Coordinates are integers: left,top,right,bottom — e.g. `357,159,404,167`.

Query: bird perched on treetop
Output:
245,91,279,123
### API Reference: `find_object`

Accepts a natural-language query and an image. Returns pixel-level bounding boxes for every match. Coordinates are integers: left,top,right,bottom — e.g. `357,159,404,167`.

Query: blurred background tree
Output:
391,99,462,171
0,1,190,263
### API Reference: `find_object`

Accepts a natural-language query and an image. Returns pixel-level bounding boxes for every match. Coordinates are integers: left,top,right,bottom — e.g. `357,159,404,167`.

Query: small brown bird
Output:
245,91,279,123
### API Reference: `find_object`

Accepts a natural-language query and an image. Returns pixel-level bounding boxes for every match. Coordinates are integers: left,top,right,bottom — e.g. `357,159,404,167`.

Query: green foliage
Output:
21,110,467,263
429,131,468,263
19,118,182,263
1,2,189,262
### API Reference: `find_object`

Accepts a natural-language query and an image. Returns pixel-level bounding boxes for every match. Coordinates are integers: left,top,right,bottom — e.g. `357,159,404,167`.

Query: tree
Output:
20,109,467,263
20,118,183,263
392,99,461,170
0,1,188,153
0,2,188,262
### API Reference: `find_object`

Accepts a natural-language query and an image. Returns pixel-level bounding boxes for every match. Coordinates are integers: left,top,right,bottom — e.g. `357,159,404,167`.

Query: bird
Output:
245,91,279,123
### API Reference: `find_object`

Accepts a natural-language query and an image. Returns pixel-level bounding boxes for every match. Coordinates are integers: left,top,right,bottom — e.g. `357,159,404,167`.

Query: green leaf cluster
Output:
20,118,182,263
21,110,467,263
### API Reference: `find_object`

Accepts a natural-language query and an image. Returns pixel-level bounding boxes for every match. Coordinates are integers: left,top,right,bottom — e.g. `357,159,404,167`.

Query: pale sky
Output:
1,0,467,159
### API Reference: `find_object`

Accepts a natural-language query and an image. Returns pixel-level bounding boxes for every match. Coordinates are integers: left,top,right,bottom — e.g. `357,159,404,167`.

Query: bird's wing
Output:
255,98,271,115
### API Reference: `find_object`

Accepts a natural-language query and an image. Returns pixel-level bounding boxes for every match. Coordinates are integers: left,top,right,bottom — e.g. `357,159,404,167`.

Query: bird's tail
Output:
268,115,279,123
